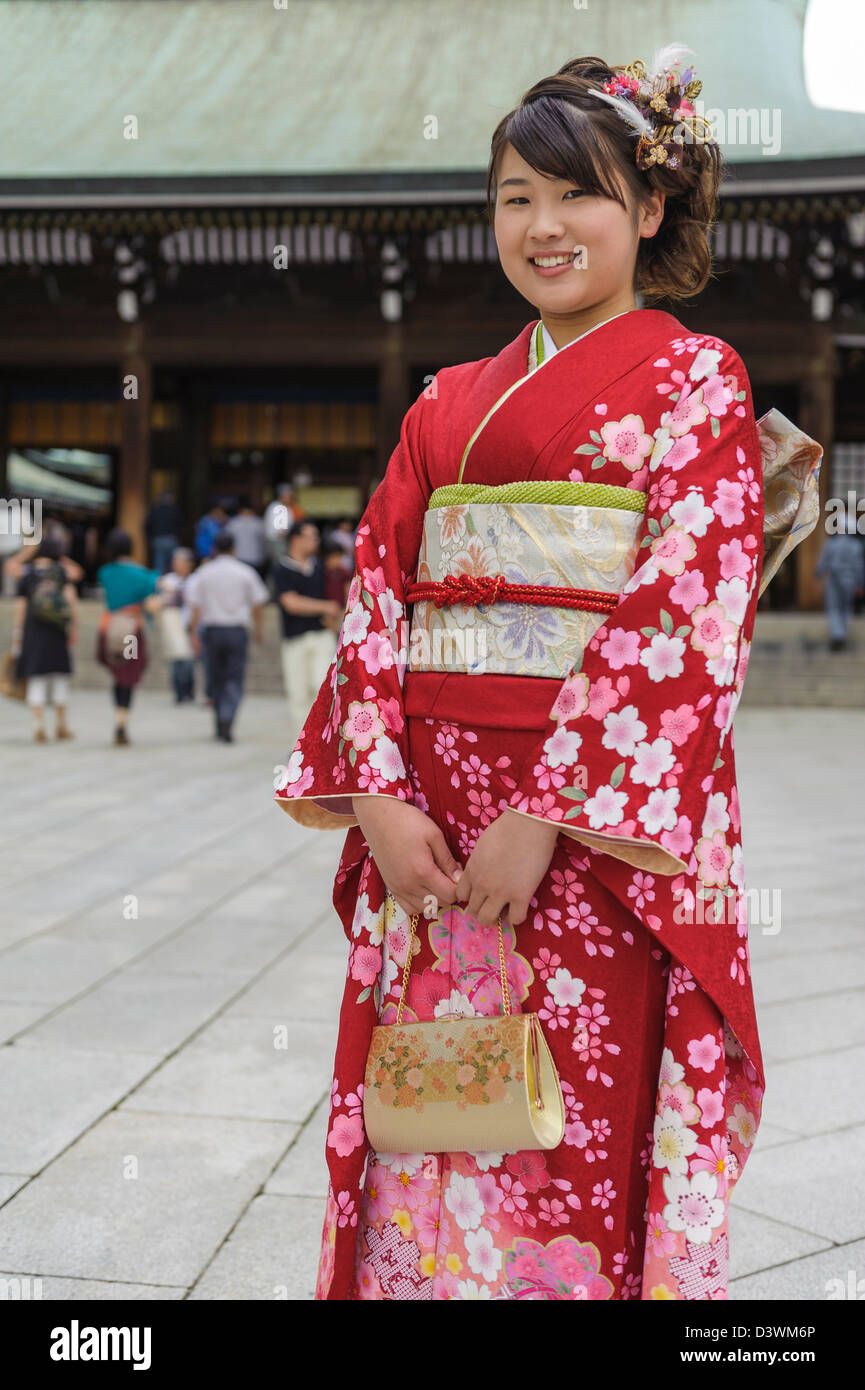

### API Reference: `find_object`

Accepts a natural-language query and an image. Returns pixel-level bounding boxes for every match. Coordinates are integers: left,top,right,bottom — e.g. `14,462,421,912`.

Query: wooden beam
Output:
0,379,8,500
186,377,210,528
795,358,836,610
375,320,411,501
117,329,152,563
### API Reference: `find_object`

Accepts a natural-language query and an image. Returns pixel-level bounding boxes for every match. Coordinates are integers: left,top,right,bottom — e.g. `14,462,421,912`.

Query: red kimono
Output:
274,309,820,1300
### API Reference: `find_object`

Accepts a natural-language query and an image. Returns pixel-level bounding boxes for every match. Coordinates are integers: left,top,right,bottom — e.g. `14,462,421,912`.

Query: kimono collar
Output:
532,309,640,372
457,309,684,486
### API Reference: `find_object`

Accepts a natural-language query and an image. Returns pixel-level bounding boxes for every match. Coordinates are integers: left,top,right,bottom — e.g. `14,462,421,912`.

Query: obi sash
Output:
404,410,822,681
406,480,644,679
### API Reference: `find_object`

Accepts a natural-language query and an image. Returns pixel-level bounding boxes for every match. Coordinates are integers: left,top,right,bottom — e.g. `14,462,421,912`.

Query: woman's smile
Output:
527,250,580,277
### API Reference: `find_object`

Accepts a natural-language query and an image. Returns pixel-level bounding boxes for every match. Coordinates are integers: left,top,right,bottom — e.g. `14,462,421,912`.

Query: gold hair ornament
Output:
590,42,718,171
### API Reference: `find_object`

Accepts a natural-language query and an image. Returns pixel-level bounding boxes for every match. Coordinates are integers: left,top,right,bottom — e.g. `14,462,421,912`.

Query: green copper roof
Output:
1,0,864,178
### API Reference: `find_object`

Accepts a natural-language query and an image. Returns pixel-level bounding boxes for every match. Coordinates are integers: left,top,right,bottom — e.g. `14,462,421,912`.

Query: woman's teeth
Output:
530,254,574,267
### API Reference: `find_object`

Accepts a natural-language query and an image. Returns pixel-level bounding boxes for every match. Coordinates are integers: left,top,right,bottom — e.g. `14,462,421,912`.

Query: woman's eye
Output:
502,190,583,205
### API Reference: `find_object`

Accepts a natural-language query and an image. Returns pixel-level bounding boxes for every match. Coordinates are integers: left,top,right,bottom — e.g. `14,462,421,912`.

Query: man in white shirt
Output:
185,531,270,742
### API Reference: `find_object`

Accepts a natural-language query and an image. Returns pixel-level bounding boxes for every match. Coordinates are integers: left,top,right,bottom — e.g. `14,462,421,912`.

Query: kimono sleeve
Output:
273,389,431,830
507,344,764,876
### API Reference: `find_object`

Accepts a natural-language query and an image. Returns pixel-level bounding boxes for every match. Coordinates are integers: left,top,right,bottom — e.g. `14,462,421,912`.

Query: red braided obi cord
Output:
405,571,620,615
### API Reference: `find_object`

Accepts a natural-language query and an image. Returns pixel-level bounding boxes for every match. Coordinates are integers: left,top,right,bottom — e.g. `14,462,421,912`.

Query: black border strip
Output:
0,156,863,208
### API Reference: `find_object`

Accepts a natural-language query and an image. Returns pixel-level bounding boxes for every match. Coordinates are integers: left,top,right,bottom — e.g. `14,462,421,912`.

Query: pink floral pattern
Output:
274,313,775,1299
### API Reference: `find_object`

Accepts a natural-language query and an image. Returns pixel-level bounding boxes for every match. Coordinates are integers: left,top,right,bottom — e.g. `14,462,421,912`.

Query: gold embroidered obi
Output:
404,410,822,680
406,480,644,679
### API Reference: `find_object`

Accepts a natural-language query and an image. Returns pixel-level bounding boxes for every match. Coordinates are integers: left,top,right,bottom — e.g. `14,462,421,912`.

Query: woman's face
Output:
493,141,663,323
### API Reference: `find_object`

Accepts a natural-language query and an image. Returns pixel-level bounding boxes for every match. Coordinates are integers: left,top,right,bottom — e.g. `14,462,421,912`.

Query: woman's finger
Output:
506,898,528,927
465,890,492,925
426,828,463,884
390,888,424,920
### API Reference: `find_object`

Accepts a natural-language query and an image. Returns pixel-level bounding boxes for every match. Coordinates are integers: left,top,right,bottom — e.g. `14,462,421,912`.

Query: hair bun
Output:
555,56,615,85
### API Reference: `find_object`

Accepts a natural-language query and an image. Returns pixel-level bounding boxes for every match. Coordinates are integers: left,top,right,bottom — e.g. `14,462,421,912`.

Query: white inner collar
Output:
540,320,559,361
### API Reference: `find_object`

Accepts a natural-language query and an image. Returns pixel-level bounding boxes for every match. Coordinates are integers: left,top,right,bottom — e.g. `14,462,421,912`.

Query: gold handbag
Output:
363,908,565,1155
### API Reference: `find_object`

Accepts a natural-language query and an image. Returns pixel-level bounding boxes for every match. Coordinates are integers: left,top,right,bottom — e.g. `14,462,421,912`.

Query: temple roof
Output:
1,0,863,183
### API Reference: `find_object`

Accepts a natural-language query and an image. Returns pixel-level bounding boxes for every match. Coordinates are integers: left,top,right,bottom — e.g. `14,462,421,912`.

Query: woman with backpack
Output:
11,535,78,743
96,528,163,745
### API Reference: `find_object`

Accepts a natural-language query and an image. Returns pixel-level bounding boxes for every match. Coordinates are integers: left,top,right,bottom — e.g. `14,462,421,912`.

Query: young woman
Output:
96,528,163,745
274,49,821,1300
12,535,78,742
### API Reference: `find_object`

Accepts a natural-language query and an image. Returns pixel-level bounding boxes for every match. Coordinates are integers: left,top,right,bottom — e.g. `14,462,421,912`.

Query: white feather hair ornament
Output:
590,89,654,140
645,43,696,90
586,43,707,170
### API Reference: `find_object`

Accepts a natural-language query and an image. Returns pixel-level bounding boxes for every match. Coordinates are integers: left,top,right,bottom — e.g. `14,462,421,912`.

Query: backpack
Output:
29,563,71,633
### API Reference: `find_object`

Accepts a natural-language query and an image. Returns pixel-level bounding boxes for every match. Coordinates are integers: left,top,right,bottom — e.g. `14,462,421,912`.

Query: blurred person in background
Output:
194,500,228,562
321,539,351,619
328,516,357,572
96,528,163,746
157,547,197,703
815,517,865,651
3,511,84,592
145,488,184,574
224,495,267,577
272,520,341,742
185,530,269,743
10,534,78,743
264,483,305,578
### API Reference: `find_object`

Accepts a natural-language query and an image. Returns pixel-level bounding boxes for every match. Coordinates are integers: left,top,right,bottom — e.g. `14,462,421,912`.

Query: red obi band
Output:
404,670,561,731
405,571,619,615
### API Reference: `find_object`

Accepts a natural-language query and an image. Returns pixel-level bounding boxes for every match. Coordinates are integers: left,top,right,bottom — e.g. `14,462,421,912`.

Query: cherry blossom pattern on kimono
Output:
273,387,437,830
507,337,764,892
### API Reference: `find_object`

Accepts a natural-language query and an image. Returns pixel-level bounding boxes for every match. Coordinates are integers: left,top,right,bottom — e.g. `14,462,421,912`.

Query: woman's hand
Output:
454,808,560,927
352,795,464,920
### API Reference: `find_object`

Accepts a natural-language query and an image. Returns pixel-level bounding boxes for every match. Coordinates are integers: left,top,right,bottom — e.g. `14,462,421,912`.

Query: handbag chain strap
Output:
395,907,512,1024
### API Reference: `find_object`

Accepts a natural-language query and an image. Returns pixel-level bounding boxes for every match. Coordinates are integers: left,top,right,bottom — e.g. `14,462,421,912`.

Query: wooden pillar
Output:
0,378,8,499
184,376,211,539
118,328,152,563
795,345,836,611
375,321,411,504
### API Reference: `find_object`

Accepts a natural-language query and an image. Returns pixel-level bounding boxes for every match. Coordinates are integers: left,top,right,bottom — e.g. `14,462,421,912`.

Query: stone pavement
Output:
0,686,861,1301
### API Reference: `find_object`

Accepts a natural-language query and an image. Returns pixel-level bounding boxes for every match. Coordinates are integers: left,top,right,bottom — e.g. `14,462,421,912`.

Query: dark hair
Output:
214,531,234,554
486,55,723,303
106,527,133,559
36,535,64,561
287,519,317,544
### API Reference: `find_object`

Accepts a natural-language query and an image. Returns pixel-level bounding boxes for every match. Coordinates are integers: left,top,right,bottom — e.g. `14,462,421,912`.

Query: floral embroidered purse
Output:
363,910,565,1155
